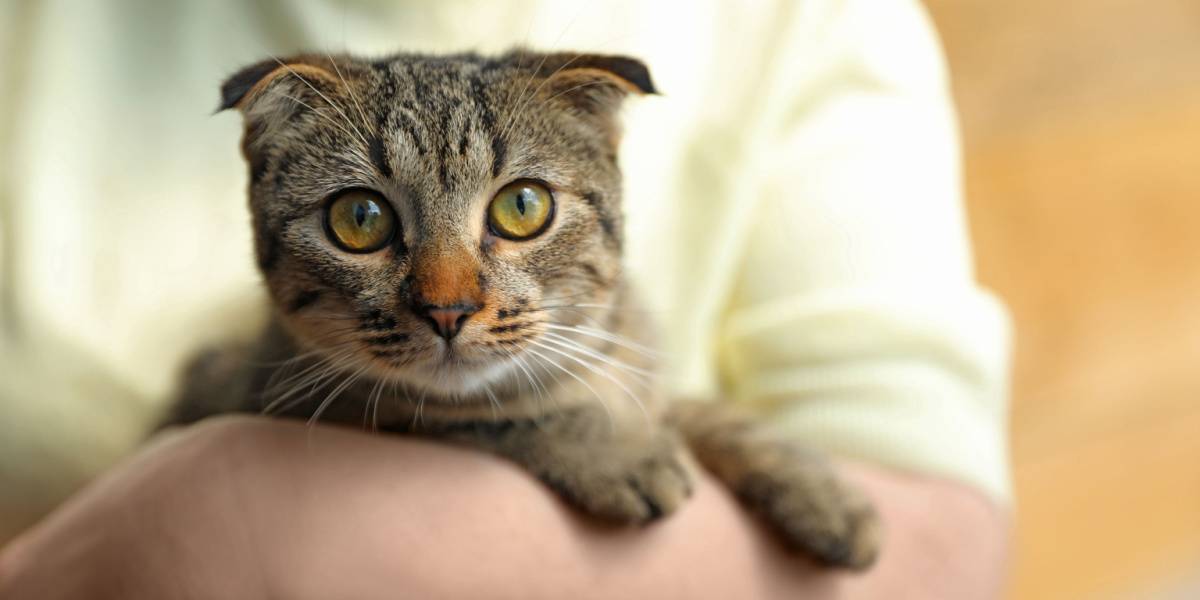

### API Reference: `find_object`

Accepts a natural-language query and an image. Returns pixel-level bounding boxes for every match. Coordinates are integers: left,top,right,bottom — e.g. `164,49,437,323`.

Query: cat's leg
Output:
433,407,694,524
668,401,881,570
160,346,258,428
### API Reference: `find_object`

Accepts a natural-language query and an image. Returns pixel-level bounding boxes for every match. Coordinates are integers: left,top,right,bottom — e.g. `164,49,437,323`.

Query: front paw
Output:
540,438,694,524
739,465,881,570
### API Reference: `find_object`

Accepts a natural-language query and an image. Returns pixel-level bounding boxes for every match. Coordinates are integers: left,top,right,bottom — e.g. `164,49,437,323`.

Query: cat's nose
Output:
417,304,480,340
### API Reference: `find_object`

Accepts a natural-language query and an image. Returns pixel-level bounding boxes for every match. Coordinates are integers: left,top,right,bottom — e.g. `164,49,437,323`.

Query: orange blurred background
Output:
926,0,1200,597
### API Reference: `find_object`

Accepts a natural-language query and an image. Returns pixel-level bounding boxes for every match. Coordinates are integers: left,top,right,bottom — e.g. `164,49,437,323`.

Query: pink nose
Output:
419,304,480,340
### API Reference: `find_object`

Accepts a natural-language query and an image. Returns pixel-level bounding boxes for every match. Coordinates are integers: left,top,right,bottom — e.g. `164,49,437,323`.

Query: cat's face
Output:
223,51,653,397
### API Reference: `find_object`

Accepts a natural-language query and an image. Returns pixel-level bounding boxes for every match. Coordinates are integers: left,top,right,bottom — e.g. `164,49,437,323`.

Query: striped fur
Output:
165,50,878,569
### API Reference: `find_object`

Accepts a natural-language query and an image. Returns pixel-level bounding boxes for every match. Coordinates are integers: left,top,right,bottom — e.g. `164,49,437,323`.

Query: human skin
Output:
0,417,1009,599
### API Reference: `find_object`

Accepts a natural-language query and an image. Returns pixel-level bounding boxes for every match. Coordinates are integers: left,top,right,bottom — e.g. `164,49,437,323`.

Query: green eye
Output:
325,189,396,253
488,180,554,240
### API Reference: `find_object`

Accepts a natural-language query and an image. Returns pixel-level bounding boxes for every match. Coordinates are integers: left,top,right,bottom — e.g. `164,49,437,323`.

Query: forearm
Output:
0,418,1009,599
236,421,1010,599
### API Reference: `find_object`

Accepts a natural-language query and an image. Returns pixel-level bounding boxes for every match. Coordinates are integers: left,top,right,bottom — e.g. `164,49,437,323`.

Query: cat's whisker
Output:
264,367,342,416
497,51,552,144
261,351,345,403
265,90,361,146
518,349,553,408
498,346,537,402
523,346,615,429
536,79,612,110
536,303,612,311
259,323,408,395
363,376,386,432
324,50,376,138
566,303,633,311
237,342,340,369
268,56,371,150
262,348,360,414
526,339,649,424
519,304,608,327
497,42,584,145
498,6,590,142
261,353,340,408
375,373,392,432
522,350,556,416
543,323,661,359
521,348,567,423
385,372,403,428
537,331,656,382
307,363,371,428
304,324,383,344
499,345,551,417
533,289,598,305
499,26,636,142
482,380,502,422
552,303,671,316
410,384,430,429
498,50,530,139
260,338,357,388
524,348,567,422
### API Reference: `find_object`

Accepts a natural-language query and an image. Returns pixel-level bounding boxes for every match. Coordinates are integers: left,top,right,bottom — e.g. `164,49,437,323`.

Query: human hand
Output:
0,416,1007,600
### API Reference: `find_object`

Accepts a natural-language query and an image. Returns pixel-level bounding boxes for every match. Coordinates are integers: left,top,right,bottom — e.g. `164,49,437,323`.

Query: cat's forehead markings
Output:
367,136,396,180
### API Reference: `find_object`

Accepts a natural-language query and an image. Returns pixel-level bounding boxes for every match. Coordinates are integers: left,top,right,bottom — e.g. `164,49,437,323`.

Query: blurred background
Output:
925,0,1200,598
2,1,1198,598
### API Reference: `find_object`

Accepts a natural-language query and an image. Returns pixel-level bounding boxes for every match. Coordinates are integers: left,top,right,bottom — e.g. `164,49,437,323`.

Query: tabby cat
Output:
165,50,879,569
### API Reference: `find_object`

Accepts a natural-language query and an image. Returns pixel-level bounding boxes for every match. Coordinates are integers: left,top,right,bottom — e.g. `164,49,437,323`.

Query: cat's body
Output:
166,50,878,569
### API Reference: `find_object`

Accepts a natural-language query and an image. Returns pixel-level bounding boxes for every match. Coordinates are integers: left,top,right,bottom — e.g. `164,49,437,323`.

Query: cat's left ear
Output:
537,53,656,94
518,52,656,111
518,52,656,145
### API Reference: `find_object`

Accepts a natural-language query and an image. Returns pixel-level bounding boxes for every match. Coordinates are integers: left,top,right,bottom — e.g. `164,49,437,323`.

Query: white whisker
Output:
269,56,371,149
307,364,371,428
527,339,648,424
524,346,614,429
267,90,361,144
325,51,376,138
543,323,661,358
538,332,656,384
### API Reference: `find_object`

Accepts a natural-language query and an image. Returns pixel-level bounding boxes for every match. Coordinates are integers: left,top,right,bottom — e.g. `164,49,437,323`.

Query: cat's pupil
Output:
516,191,527,215
355,203,368,227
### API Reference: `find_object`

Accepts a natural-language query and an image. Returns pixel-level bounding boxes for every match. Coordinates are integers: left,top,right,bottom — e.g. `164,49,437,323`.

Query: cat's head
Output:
221,50,654,397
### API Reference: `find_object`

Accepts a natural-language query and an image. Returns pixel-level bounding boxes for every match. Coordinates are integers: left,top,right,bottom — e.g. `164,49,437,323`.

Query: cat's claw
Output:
544,442,693,524
739,469,881,570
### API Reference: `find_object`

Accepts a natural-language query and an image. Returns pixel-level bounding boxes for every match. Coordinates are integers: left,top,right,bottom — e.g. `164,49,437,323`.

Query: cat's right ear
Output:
216,56,339,114
217,56,346,157
219,59,286,112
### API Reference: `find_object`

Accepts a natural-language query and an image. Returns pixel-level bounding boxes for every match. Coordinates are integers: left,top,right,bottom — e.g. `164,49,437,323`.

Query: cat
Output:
164,50,879,569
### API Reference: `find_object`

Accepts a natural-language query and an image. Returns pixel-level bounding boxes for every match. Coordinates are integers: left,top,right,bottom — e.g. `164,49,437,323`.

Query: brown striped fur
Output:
165,50,878,569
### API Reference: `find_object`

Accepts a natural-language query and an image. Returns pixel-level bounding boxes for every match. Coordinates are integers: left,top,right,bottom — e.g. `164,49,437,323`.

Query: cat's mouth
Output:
367,337,522,397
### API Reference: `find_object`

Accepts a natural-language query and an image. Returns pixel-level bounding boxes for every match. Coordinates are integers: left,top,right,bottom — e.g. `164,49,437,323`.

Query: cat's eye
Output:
488,180,554,240
325,189,396,253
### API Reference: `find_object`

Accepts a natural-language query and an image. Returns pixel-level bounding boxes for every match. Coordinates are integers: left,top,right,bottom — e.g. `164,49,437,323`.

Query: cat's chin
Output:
380,354,517,398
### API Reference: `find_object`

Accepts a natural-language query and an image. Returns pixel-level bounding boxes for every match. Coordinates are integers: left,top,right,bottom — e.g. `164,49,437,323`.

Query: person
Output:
0,0,1012,597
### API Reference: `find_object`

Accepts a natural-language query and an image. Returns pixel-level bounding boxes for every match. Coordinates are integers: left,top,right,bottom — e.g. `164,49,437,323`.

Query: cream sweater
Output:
0,0,1011,517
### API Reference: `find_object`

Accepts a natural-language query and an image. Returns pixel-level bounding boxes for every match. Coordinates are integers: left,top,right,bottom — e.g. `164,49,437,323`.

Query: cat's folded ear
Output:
218,55,352,152
516,51,657,116
218,56,344,112
510,52,656,147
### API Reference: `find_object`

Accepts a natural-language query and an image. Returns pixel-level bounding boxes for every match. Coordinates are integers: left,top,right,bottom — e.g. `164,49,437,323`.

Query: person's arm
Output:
0,417,1007,600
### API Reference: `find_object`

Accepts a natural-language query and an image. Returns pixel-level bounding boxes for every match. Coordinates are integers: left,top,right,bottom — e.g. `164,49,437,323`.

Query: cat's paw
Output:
739,466,881,570
542,438,694,524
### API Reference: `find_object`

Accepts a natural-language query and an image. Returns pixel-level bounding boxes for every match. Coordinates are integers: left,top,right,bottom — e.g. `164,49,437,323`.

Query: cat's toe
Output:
739,469,881,570
626,453,694,523
560,450,693,524
792,497,880,570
